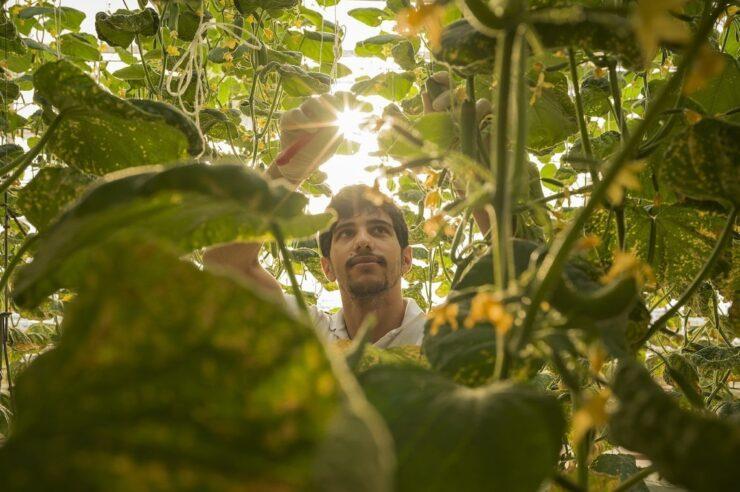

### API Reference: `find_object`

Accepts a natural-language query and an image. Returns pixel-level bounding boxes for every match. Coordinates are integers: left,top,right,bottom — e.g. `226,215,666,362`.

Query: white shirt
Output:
285,296,426,348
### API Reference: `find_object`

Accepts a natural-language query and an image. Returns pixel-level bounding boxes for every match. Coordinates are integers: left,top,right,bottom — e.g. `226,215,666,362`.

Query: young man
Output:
204,94,425,347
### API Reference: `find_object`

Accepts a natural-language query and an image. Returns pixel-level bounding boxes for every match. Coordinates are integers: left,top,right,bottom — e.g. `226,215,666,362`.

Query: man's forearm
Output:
202,163,303,291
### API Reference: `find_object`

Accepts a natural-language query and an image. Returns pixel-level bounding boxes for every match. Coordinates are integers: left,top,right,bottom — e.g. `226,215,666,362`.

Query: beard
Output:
343,254,400,299
348,276,389,298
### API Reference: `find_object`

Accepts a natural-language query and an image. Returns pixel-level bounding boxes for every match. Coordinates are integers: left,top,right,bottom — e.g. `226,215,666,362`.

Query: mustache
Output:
347,254,386,267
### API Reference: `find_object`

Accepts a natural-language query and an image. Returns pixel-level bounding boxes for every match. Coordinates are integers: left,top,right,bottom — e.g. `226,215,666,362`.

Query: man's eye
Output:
337,229,353,238
372,226,389,235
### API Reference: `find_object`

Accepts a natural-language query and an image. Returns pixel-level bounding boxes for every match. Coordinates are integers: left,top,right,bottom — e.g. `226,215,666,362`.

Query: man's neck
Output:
340,286,406,343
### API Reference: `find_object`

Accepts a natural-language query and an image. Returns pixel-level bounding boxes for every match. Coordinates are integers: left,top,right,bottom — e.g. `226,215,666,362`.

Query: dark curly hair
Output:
318,185,409,258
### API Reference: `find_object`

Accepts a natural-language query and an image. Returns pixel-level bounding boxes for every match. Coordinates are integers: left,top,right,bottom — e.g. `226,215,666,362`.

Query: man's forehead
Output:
334,208,393,227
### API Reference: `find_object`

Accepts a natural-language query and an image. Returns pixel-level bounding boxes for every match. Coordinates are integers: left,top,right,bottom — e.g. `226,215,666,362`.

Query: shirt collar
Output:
328,297,423,341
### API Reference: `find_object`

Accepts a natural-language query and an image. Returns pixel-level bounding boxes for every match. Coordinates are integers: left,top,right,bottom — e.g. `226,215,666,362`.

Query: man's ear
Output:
401,245,413,275
320,256,337,282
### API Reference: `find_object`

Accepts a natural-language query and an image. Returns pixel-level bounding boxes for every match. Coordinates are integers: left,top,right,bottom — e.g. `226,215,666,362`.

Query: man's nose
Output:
353,228,373,250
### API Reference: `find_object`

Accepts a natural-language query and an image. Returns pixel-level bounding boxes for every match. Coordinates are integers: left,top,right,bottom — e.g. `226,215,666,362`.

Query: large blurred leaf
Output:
16,167,95,230
359,365,565,491
34,60,203,174
660,118,739,207
0,240,393,491
12,163,334,309
610,361,740,492
94,8,160,49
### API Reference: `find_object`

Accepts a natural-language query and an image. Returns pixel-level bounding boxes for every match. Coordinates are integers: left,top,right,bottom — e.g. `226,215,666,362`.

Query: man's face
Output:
320,208,412,298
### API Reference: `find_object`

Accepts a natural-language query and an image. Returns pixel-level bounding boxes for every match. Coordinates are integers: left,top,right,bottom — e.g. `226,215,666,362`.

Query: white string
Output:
165,19,261,153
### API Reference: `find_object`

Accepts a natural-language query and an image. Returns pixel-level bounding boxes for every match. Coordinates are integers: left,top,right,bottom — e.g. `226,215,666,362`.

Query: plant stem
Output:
607,61,628,138
568,48,599,184
271,223,308,317
639,206,737,347
612,465,656,492
492,28,517,290
552,473,584,492
513,3,726,352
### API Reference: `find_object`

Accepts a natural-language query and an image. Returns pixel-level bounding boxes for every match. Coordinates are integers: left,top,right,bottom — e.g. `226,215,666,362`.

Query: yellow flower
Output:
571,389,611,444
263,28,274,41
428,303,459,336
423,213,445,237
223,52,233,62
529,70,555,106
223,38,238,50
396,4,445,50
424,190,442,210
464,292,513,333
575,235,601,251
606,160,645,205
166,45,180,57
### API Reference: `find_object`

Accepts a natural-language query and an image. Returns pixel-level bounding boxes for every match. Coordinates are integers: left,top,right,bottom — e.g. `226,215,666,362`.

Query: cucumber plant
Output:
0,1,738,491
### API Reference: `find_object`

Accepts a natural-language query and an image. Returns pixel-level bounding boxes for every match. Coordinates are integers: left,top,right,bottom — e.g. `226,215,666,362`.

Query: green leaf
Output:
526,84,577,153
177,9,211,42
586,204,732,293
610,361,740,492
355,34,403,58
58,33,101,61
662,352,703,408
12,163,333,309
0,10,26,54
234,0,300,15
359,365,565,491
348,8,393,27
690,346,740,373
277,64,331,97
689,54,740,122
565,130,620,172
391,41,416,70
198,108,240,140
378,112,457,159
580,75,611,117
16,167,95,230
351,71,415,101
590,454,648,492
95,8,160,48
17,5,85,32
0,239,393,490
284,29,336,64
0,80,20,103
34,60,203,174
660,118,740,207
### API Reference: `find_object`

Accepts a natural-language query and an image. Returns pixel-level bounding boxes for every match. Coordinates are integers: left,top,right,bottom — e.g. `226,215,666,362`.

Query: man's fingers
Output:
280,107,317,134
302,94,338,123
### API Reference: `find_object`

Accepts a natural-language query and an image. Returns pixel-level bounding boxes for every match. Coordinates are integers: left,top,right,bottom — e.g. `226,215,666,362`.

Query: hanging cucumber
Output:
610,361,740,492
